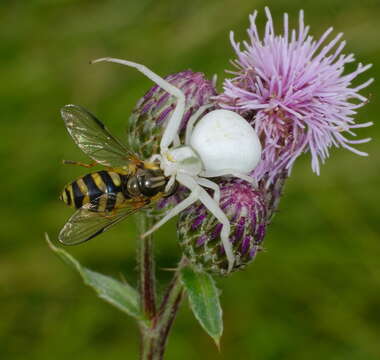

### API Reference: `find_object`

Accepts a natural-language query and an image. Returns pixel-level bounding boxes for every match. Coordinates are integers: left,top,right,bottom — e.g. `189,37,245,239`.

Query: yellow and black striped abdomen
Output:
60,170,128,212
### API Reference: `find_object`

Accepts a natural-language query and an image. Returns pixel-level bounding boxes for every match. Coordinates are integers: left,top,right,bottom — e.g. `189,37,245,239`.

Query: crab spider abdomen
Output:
189,109,262,173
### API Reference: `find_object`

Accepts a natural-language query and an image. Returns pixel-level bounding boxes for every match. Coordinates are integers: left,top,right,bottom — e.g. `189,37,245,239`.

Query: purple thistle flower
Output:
178,180,268,276
216,7,373,184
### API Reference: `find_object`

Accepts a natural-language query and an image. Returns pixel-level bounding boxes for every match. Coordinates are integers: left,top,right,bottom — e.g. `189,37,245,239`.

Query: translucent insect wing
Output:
61,104,141,169
58,198,147,245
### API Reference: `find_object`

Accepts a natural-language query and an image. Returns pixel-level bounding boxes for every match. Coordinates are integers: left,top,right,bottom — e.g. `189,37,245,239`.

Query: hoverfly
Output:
59,104,177,245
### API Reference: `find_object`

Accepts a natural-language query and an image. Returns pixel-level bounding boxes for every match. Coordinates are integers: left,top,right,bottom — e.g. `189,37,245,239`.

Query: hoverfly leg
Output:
62,160,98,168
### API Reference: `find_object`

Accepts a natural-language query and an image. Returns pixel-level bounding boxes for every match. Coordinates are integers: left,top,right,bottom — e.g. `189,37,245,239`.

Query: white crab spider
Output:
91,57,262,271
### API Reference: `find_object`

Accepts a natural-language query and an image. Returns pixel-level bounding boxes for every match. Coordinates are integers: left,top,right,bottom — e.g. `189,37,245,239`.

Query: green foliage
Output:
46,234,142,320
180,266,223,346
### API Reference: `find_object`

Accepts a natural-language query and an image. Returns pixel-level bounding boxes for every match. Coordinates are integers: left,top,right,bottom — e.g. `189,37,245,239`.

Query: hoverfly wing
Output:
61,104,142,169
58,198,147,245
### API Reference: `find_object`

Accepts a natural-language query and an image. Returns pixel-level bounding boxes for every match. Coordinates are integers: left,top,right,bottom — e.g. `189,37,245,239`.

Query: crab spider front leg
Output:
141,185,201,239
91,57,185,151
196,177,221,204
197,188,234,272
142,173,235,271
183,174,234,272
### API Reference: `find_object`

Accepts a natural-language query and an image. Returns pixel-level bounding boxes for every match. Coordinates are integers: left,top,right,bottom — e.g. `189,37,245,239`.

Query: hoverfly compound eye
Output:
190,109,262,173
127,176,140,197
138,170,167,197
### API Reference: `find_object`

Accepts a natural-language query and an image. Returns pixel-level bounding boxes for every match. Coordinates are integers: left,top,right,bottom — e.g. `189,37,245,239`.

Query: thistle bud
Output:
128,71,217,217
128,70,217,159
178,180,268,276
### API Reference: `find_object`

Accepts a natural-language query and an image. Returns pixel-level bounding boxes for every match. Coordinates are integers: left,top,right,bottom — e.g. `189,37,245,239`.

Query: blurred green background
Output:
0,0,379,359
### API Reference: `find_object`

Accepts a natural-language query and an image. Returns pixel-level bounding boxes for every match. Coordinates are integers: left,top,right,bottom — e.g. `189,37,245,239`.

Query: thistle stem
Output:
137,215,157,320
154,258,186,358
137,214,185,360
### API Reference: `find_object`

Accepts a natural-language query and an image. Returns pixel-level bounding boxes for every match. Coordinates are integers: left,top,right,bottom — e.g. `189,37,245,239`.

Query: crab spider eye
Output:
189,109,262,173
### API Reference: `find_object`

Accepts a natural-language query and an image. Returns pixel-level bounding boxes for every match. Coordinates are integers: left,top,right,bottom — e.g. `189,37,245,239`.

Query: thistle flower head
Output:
217,8,373,183
128,70,217,159
128,70,217,215
178,180,268,276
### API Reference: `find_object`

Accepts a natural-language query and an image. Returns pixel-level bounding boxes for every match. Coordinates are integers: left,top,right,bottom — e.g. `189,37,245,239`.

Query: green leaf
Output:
180,265,223,346
46,233,142,319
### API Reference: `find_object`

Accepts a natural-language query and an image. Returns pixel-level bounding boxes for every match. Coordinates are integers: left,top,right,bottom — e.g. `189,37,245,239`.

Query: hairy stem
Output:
140,271,184,360
154,258,186,358
137,213,185,359
137,215,157,320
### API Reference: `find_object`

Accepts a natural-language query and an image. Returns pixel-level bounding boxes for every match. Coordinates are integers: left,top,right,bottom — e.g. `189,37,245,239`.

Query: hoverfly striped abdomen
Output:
60,168,177,213
60,170,129,212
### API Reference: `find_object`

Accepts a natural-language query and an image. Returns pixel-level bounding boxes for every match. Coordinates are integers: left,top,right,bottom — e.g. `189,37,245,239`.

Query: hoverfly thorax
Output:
129,168,177,198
